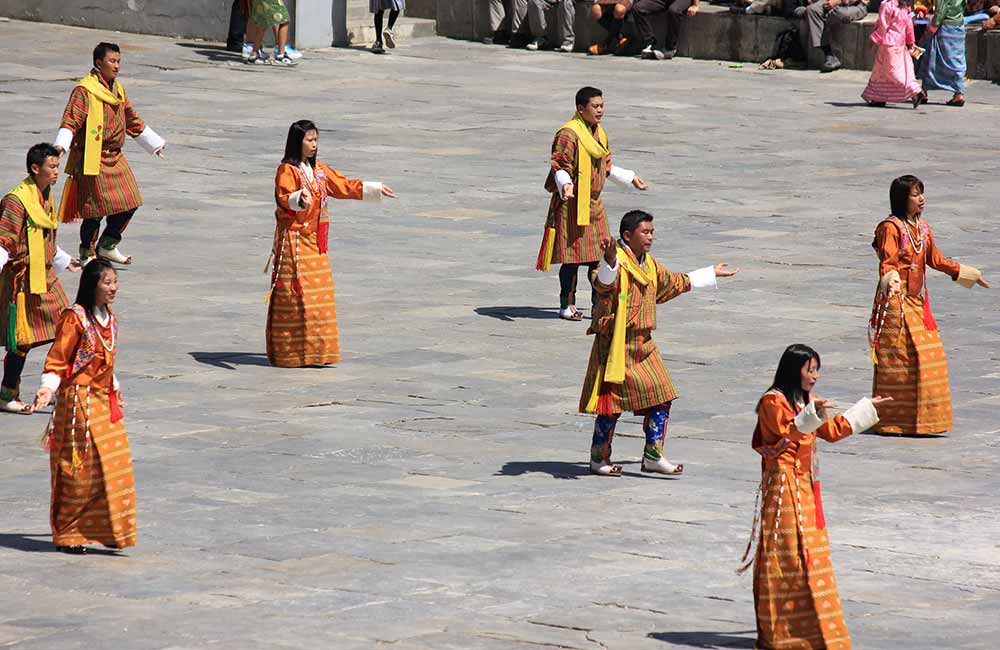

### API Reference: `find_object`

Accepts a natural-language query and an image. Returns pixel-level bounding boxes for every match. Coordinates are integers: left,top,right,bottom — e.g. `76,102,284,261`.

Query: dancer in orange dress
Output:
266,120,396,367
34,260,134,554
743,344,891,650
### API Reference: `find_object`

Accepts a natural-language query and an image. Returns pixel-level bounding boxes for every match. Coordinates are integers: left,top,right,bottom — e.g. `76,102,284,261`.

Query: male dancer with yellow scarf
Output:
580,210,737,476
54,42,166,266
537,87,648,321
0,144,80,414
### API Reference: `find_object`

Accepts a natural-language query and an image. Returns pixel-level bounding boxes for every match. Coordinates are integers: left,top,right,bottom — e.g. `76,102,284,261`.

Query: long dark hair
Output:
281,120,318,167
889,174,923,220
75,260,116,317
756,344,821,412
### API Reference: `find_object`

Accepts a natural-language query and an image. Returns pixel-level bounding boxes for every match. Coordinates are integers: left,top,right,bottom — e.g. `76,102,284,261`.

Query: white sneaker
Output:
526,37,544,51
641,44,653,55
556,44,573,53
383,29,396,49
242,43,253,62
276,45,303,60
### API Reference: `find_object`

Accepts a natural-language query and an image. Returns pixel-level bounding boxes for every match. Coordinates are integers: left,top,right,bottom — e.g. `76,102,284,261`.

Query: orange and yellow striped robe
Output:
579,244,691,415
266,161,366,368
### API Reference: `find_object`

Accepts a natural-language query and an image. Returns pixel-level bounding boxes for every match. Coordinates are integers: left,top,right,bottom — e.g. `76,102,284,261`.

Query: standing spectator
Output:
525,0,578,51
371,0,404,54
633,0,699,60
801,0,869,72
588,0,633,55
227,0,248,52
486,0,529,44
918,0,967,105
862,0,925,107
245,0,297,65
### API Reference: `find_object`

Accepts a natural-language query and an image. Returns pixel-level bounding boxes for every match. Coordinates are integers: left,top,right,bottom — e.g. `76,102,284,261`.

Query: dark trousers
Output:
596,7,626,43
558,262,598,310
634,0,690,50
1,349,27,393
80,209,136,253
228,0,248,48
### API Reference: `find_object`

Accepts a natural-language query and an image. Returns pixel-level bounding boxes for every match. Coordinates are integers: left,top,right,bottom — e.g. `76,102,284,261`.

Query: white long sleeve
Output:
0,247,8,273
287,189,307,212
597,256,619,285
362,181,383,202
53,246,72,273
843,397,879,434
54,127,74,153
793,400,823,434
686,266,717,290
40,372,61,392
609,165,636,188
135,126,165,155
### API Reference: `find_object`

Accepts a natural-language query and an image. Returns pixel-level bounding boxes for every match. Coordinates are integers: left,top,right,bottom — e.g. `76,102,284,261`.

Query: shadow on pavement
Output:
648,630,756,648
475,306,562,321
190,352,271,369
496,461,592,479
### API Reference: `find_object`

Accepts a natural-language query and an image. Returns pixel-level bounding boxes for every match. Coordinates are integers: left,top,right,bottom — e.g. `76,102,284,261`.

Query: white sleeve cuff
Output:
793,400,823,433
40,372,61,392
113,374,120,391
597,256,619,285
956,264,982,289
0,247,8,273
843,397,879,434
687,265,717,290
55,127,74,152
362,181,383,202
287,189,306,212
53,246,72,273
609,165,636,188
879,269,900,292
135,126,165,155
554,169,573,194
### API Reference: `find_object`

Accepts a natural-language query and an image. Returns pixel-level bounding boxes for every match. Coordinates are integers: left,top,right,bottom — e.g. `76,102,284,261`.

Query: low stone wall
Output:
435,0,1000,80
405,0,437,20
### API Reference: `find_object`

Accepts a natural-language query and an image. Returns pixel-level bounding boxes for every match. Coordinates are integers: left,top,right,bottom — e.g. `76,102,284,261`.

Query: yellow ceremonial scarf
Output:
560,114,609,227
77,72,126,176
585,245,657,412
8,178,57,295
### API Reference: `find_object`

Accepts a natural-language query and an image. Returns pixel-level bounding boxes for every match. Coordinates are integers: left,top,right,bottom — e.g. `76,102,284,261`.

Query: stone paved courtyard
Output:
1,17,998,649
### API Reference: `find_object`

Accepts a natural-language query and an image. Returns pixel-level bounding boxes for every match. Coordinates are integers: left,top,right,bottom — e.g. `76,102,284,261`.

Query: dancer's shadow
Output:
174,42,243,63
496,461,592,479
475,306,562,322
826,101,885,108
859,430,946,439
648,630,756,648
190,352,271,370
0,533,121,555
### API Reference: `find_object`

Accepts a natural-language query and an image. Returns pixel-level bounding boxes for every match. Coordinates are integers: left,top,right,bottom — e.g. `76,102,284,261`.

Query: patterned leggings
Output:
590,401,672,463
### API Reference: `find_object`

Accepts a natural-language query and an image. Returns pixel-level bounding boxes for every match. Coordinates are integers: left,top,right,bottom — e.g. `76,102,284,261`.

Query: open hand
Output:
68,259,83,273
602,237,617,265
823,0,841,8
977,276,990,288
686,4,699,15
714,262,739,277
632,175,649,191
300,187,312,209
888,276,902,295
117,390,128,409
561,182,575,200
871,395,893,407
54,145,66,157
34,387,53,410
381,184,398,199
813,398,837,420
154,145,165,159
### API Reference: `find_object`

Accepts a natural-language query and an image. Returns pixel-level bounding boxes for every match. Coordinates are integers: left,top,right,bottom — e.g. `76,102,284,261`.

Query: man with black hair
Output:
54,42,166,267
0,144,80,414
579,210,737,476
536,87,648,321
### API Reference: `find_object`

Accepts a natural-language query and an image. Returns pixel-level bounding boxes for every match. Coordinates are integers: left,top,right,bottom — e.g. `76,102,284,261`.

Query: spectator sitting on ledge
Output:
523,0,578,52
589,0,633,54
798,0,869,72
633,0,699,60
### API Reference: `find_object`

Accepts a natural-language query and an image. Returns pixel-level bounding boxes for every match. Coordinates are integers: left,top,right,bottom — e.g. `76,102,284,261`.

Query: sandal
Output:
559,307,584,321
911,91,927,108
590,461,623,476
946,95,965,107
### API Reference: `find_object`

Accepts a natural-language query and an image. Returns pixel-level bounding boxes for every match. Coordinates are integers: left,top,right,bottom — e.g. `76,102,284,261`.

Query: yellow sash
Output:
584,246,657,412
77,73,126,176
560,115,609,227
8,178,57,295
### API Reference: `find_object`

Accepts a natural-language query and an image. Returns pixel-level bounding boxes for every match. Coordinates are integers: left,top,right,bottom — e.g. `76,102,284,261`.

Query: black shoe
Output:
371,41,385,54
57,545,87,554
911,91,926,108
867,100,886,107
225,41,244,53
508,33,530,48
493,29,510,45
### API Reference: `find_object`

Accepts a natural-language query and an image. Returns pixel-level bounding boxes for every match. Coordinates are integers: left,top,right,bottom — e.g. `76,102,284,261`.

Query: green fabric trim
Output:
643,445,661,461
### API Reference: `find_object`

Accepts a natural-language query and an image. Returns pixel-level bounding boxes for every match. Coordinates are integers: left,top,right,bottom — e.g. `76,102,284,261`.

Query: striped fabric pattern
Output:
873,294,952,434
266,227,340,367
544,127,611,265
754,465,851,650
0,195,69,350
60,82,146,220
49,384,137,549
579,250,691,415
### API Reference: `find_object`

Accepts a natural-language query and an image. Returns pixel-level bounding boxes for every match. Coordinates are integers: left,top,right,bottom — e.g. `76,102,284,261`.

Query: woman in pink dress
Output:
862,0,926,108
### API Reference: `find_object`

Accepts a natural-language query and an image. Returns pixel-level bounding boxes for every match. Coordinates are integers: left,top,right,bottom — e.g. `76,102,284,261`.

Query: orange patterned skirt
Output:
872,294,952,434
49,384,136,549
579,329,678,415
266,227,339,368
753,466,850,650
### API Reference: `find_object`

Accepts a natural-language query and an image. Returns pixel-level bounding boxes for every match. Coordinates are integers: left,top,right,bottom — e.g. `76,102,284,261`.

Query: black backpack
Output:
770,26,805,61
